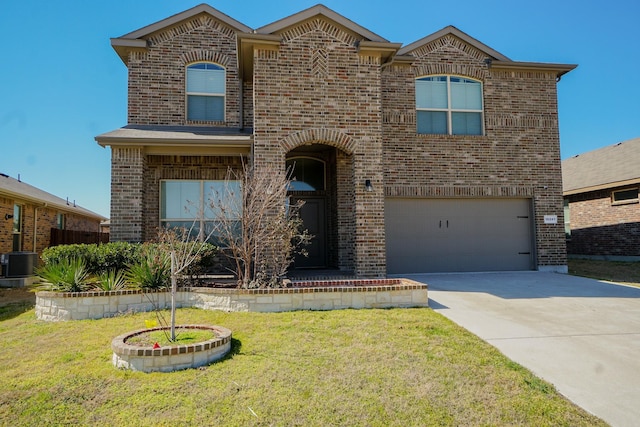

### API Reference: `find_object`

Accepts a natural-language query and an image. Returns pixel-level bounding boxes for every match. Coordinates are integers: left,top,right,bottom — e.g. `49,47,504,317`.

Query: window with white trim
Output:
160,180,241,245
416,75,484,135
186,63,225,122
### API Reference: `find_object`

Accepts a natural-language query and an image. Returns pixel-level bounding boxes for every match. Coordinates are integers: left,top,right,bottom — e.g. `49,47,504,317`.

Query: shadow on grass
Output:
0,301,35,321
219,337,242,363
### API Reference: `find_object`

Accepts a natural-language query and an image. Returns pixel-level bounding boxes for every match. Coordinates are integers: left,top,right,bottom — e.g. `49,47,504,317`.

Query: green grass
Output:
0,305,605,426
569,258,640,286
126,328,215,346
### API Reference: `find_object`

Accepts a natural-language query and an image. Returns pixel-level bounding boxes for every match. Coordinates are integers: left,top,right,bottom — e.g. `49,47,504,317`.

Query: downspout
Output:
33,207,38,253
239,77,244,130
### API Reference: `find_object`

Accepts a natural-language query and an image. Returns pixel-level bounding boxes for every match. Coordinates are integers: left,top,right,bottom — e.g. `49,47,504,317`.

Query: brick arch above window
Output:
279,129,356,155
412,64,486,81
180,50,231,67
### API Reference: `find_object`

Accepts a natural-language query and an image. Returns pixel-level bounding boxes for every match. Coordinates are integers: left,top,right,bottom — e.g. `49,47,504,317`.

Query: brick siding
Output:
0,195,101,256
107,8,568,274
567,189,640,256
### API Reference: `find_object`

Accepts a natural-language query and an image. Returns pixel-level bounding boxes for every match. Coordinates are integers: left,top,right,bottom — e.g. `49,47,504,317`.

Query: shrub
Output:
36,258,91,292
94,269,127,291
126,245,171,290
41,243,143,275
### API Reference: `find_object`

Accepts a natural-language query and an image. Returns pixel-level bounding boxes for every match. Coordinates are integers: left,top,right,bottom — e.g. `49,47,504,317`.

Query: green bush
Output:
40,241,219,291
41,243,143,275
126,245,171,290
94,269,128,291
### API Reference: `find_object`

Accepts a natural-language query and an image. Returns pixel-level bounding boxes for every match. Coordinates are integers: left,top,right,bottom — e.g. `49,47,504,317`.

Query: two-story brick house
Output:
96,4,575,277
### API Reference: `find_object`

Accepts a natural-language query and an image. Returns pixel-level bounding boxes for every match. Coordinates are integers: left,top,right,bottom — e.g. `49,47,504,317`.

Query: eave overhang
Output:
95,126,253,156
491,60,578,79
564,178,640,197
358,41,402,64
237,33,282,80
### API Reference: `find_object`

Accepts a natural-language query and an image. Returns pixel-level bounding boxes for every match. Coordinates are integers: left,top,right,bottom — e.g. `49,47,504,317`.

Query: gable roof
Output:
398,25,576,78
398,25,510,61
111,3,252,64
562,137,640,195
256,4,388,42
0,173,106,220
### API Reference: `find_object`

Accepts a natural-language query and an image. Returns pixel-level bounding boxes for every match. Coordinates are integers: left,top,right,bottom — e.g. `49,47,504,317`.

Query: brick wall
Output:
251,20,386,276
110,147,146,242
109,9,568,273
567,189,640,256
0,195,101,256
127,13,242,127
382,35,567,269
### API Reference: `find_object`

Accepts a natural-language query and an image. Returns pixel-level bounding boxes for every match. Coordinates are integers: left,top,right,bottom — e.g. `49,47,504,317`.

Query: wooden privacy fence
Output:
50,228,110,246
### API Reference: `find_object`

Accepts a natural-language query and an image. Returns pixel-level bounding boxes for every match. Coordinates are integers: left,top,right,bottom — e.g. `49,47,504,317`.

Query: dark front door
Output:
294,197,327,268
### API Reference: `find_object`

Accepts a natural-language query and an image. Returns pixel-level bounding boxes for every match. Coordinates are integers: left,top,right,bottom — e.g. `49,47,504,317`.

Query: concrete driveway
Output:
409,272,640,427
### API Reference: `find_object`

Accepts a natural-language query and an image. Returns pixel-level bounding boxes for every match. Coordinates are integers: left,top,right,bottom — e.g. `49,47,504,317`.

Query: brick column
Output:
110,147,145,242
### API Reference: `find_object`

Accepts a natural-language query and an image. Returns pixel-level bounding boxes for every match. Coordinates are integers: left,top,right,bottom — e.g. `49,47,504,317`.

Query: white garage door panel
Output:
385,198,534,273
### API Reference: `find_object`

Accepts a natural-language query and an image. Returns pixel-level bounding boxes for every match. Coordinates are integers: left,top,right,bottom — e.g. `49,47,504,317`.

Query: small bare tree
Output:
157,225,217,341
209,163,311,288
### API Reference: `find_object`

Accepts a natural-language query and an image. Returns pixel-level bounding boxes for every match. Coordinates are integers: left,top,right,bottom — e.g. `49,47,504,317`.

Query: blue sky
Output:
1,0,638,218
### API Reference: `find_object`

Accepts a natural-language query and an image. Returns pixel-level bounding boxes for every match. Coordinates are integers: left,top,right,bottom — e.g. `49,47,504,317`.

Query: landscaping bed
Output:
35,279,428,321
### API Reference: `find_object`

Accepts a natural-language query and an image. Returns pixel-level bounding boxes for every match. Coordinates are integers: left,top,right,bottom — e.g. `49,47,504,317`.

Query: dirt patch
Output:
0,287,36,307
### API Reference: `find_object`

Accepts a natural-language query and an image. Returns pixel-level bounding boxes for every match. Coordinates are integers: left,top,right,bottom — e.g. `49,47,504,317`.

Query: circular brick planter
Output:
112,325,232,373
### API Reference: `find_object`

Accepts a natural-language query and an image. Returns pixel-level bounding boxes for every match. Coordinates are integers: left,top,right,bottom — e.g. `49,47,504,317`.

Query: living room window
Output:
612,187,639,205
160,180,241,245
186,63,225,122
416,75,483,135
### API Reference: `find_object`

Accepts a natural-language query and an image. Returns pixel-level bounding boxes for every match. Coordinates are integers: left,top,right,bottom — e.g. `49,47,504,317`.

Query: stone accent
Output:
35,279,428,321
111,325,232,373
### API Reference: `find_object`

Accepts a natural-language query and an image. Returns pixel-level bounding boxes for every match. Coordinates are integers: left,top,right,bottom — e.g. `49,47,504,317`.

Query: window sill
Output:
611,199,639,206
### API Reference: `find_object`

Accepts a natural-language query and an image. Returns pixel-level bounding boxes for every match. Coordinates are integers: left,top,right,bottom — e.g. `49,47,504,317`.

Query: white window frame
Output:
415,75,484,136
186,62,226,122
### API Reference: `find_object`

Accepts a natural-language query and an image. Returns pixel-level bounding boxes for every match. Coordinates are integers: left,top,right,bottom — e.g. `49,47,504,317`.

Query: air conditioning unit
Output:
4,252,39,278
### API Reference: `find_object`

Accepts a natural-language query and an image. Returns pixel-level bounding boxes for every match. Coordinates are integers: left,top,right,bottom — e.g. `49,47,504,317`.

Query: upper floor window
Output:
612,187,639,205
186,63,225,122
416,75,483,135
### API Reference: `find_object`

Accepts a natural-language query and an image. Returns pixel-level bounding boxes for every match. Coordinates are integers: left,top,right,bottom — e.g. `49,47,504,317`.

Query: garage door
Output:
385,198,534,273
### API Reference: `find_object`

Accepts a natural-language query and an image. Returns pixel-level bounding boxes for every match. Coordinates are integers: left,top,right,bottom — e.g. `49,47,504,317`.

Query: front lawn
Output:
0,305,605,426
569,258,640,287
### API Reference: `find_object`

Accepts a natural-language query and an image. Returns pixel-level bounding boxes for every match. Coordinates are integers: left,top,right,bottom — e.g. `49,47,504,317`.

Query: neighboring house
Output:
563,138,640,259
0,173,107,258
96,4,575,276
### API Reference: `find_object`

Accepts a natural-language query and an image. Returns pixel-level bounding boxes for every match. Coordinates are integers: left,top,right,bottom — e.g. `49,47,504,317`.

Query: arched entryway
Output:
286,144,353,272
